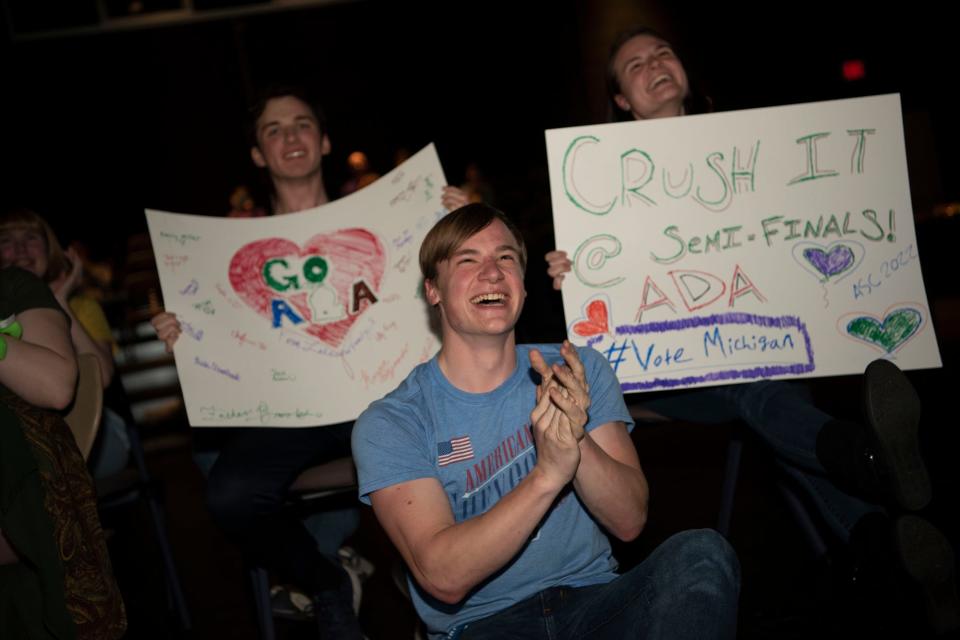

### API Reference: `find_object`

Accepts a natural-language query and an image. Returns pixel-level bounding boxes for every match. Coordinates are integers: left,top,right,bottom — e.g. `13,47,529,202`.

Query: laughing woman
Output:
544,25,959,634
0,263,126,639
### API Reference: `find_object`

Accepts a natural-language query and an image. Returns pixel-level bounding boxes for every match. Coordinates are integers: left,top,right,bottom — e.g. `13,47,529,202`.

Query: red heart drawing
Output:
229,229,385,348
572,298,609,337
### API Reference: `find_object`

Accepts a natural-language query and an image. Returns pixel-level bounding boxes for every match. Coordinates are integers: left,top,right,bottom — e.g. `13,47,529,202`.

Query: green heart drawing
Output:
846,308,922,353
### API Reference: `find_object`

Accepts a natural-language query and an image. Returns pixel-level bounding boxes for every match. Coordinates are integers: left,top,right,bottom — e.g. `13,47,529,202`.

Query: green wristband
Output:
0,316,22,340
0,335,7,361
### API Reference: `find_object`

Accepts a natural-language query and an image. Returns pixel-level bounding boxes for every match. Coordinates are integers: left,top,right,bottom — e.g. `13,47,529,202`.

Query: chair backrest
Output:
64,353,104,461
289,456,357,499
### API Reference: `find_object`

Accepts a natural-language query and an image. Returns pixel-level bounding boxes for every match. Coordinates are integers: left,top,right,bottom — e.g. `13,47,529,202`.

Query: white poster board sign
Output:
546,95,941,393
146,144,444,426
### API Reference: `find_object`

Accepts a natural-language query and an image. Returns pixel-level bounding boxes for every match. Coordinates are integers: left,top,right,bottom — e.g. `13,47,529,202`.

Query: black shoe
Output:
313,567,363,640
845,513,960,636
862,359,930,511
895,515,960,635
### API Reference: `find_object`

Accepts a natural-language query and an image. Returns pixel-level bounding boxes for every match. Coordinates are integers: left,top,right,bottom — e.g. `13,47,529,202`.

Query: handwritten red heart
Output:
572,298,610,337
229,229,385,348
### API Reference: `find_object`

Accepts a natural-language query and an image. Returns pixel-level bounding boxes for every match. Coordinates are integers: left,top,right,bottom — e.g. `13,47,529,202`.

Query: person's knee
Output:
667,529,740,595
205,467,267,533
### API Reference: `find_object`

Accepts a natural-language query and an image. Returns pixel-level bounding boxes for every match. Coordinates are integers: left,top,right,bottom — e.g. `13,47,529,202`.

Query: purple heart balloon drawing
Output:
805,246,854,277
792,241,864,285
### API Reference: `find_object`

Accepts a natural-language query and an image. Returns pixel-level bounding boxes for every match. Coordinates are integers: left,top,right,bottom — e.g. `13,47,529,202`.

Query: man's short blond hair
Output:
419,203,527,282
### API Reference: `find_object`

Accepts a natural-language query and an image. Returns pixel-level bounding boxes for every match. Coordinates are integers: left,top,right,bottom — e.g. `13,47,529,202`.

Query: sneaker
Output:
338,546,374,615
270,584,314,621
862,359,931,510
338,546,375,581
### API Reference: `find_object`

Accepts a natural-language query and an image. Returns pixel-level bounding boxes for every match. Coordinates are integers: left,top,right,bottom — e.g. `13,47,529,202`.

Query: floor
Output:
103,363,960,640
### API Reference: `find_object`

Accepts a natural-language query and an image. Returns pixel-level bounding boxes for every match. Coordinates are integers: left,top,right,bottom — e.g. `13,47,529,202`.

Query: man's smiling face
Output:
251,95,329,181
425,218,526,341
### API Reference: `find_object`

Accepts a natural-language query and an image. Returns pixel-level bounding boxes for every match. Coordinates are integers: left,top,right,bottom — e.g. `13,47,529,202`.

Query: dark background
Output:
3,2,958,637
2,1,957,244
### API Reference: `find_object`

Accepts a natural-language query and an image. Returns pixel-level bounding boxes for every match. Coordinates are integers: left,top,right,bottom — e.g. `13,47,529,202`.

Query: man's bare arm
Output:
370,385,580,604
573,421,648,541
534,342,648,540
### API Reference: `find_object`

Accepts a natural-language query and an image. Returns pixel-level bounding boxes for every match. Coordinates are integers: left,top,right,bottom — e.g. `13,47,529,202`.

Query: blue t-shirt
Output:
353,343,634,635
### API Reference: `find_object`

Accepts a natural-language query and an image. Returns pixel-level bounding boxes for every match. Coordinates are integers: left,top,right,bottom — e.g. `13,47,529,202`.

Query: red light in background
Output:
843,59,866,81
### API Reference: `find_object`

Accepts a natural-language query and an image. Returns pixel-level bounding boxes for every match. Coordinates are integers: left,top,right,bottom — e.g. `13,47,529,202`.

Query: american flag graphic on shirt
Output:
437,436,474,466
